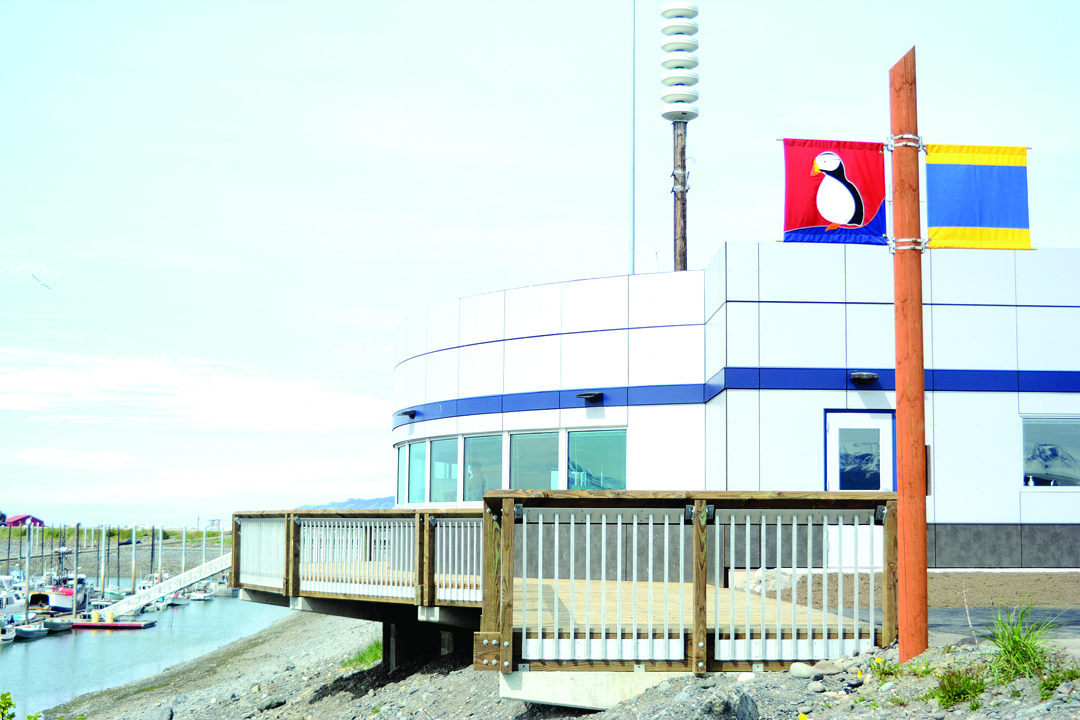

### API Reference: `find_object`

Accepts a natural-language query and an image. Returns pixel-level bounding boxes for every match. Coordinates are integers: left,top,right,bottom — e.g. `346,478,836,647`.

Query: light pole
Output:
660,2,699,271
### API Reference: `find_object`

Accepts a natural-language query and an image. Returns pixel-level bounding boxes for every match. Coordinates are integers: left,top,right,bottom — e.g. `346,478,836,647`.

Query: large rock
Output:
702,689,759,720
789,662,815,679
257,696,287,712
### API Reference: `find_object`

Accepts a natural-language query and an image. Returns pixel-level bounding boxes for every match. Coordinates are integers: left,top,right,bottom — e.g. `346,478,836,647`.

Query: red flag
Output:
783,138,886,244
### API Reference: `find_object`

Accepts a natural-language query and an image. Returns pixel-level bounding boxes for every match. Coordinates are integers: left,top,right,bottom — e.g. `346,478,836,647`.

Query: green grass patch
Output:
342,641,383,670
927,666,987,709
985,605,1057,682
1038,656,1080,701
905,658,934,677
872,656,903,681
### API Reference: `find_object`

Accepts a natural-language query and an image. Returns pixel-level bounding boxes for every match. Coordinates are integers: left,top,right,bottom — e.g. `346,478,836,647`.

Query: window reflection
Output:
429,439,458,502
464,435,502,501
1023,418,1080,487
510,433,559,490
838,427,880,490
408,442,426,503
397,445,408,504
568,430,626,491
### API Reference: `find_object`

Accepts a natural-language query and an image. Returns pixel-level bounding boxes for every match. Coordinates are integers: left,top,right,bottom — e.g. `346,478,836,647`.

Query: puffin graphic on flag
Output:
783,138,887,244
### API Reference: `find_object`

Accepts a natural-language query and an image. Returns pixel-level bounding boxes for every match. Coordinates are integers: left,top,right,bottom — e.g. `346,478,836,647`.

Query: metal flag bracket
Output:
886,133,925,153
888,237,928,254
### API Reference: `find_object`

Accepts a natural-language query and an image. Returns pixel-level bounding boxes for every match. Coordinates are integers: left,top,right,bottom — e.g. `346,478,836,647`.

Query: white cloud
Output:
0,348,390,431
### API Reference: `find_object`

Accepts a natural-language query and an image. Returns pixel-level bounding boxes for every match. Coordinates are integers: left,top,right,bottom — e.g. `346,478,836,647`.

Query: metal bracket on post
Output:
888,237,927,255
886,133,925,152
427,515,437,528
875,505,888,525
514,504,524,521
684,505,695,523
704,505,715,523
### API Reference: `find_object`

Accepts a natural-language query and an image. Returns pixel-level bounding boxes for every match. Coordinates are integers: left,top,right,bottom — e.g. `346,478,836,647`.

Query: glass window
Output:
464,435,502,501
429,439,458,502
408,442,427,503
568,429,626,491
839,427,881,490
510,432,559,490
396,445,408,504
1023,418,1080,487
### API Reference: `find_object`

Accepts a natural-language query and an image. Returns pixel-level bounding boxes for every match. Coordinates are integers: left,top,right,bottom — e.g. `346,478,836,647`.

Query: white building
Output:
392,242,1080,568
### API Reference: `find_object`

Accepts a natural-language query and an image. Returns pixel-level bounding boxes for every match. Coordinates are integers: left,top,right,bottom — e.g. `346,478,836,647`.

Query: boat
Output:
43,618,73,633
189,582,215,601
0,576,27,617
47,575,89,613
0,624,15,644
166,592,190,606
102,584,128,602
15,623,49,641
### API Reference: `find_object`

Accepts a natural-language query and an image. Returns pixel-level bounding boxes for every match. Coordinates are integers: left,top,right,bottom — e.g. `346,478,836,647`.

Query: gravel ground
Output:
44,573,1080,720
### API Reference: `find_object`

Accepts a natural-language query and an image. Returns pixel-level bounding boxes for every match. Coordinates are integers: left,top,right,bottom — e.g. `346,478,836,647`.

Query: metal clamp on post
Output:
888,237,927,255
886,133,925,152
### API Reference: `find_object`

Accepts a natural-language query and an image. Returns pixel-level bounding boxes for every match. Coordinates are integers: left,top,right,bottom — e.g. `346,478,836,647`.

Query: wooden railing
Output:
231,509,484,607
473,491,897,675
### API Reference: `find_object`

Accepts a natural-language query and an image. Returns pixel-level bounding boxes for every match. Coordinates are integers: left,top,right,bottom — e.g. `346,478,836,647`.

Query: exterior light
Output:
575,392,603,403
850,372,880,384
395,410,416,419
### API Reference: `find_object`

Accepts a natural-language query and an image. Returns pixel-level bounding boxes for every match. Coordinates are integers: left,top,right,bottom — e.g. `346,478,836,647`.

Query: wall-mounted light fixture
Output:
850,372,880,385
395,410,416,419
575,392,603,403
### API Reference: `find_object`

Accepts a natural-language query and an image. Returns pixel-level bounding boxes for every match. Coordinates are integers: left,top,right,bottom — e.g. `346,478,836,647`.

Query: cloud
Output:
10,447,137,469
0,348,390,431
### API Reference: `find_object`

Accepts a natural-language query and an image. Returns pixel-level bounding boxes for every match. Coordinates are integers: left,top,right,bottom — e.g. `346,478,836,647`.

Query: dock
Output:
72,619,156,630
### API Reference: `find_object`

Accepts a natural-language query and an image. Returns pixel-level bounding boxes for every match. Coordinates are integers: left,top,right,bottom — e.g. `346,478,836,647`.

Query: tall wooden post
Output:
890,47,928,662
673,120,688,271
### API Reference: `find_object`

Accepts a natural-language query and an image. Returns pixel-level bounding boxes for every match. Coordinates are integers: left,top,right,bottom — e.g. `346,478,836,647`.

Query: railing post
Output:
422,514,436,606
230,516,241,588
287,514,301,597
499,498,515,673
413,512,423,605
692,499,707,675
882,500,899,646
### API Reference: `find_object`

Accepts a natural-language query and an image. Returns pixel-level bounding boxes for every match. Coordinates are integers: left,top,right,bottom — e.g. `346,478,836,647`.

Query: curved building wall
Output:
393,271,707,506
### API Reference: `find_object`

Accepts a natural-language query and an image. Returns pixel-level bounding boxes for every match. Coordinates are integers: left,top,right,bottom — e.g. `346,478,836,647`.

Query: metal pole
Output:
889,46,929,662
673,120,688,271
202,525,207,566
629,0,636,275
73,522,80,618
156,526,164,582
182,525,187,574
131,524,137,592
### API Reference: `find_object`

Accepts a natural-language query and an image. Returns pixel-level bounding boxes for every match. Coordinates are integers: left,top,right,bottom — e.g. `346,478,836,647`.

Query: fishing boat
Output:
0,576,27,617
15,623,49,641
189,583,215,601
0,623,15,644
48,575,89,613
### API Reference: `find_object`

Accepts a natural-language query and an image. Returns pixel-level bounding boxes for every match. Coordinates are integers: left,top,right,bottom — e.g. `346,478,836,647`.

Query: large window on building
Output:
464,435,502,501
568,429,626,491
397,444,408,504
1023,418,1080,487
408,442,427,503
510,432,558,490
429,438,458,502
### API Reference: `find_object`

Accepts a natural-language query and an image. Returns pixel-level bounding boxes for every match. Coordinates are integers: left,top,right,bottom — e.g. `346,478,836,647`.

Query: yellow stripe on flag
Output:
928,227,1031,249
925,144,1027,167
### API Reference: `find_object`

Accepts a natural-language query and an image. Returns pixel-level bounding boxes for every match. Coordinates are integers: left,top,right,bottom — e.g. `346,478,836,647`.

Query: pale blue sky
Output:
2,1,1076,526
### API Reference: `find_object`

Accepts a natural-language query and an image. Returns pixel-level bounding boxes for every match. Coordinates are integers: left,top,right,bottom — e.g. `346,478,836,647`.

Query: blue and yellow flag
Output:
925,145,1031,249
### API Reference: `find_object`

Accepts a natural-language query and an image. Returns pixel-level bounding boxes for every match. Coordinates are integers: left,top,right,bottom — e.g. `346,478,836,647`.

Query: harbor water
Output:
1,596,293,716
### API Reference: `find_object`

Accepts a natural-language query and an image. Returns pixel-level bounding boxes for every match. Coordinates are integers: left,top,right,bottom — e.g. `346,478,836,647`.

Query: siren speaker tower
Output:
659,2,698,271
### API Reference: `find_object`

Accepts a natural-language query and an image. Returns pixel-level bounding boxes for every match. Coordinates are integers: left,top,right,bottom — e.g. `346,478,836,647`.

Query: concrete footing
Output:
499,670,692,710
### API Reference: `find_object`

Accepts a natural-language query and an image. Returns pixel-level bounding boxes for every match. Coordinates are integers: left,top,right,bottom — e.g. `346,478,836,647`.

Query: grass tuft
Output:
872,656,903,681
927,666,987,709
342,641,383,670
905,658,934,677
984,605,1057,682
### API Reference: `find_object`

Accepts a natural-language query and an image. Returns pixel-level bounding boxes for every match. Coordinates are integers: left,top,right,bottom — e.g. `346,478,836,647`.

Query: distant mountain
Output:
297,496,395,510
839,451,880,490
1024,444,1080,486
